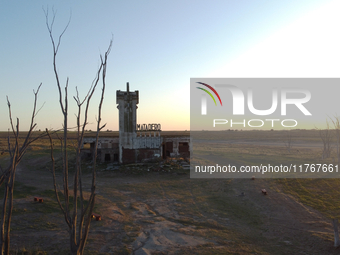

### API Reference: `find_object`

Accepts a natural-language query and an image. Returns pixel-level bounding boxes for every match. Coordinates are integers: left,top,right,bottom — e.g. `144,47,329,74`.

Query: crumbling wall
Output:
163,137,190,158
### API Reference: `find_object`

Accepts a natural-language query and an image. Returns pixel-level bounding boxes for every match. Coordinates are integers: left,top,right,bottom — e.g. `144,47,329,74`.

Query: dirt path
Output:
93,174,338,254
230,178,336,254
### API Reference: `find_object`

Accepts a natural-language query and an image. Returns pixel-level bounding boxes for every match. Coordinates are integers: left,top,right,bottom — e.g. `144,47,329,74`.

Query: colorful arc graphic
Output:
196,87,217,105
196,82,223,106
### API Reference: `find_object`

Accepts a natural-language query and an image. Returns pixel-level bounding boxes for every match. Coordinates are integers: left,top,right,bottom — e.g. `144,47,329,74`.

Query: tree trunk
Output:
333,219,340,247
0,183,9,255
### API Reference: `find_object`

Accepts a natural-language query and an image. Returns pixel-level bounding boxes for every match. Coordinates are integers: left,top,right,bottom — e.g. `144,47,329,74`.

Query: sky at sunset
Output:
0,0,339,131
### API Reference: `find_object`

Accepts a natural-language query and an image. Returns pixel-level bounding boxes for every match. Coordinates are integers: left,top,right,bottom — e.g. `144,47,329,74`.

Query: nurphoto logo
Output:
190,78,339,179
196,82,223,115
194,79,312,129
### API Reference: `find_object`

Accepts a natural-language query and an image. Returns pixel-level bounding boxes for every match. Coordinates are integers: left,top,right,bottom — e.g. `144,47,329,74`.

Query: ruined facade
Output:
81,83,190,164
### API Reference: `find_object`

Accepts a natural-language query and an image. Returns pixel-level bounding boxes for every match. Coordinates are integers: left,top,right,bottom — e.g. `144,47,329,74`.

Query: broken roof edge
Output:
83,131,190,138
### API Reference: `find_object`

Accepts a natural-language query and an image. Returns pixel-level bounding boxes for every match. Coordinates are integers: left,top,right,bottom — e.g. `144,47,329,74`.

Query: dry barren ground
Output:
2,153,338,255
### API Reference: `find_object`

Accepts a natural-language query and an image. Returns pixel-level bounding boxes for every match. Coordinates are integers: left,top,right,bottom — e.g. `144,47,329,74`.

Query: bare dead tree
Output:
44,8,112,254
330,116,340,166
283,130,293,153
318,120,333,159
333,219,340,247
0,84,46,255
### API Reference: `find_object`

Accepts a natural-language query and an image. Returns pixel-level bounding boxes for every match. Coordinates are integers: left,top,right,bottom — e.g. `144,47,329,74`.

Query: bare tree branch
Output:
0,83,46,254
46,129,70,227
45,8,113,254
317,119,333,159
330,116,340,166
283,130,293,153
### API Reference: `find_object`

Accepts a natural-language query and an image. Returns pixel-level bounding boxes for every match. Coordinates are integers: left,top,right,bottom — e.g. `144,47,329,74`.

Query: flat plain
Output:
1,130,340,254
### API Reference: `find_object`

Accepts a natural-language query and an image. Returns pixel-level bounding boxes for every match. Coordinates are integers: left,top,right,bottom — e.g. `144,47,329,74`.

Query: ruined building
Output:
81,83,190,164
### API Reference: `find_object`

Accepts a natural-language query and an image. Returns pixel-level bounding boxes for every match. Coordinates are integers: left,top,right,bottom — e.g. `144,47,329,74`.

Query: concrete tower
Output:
116,82,139,163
